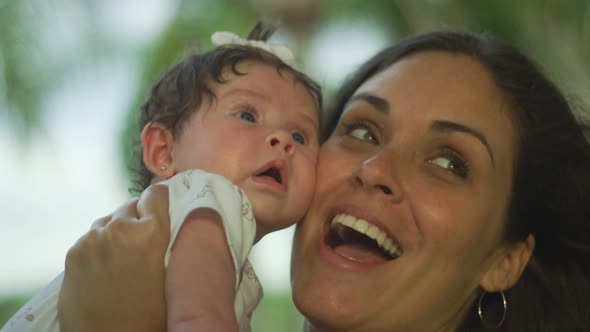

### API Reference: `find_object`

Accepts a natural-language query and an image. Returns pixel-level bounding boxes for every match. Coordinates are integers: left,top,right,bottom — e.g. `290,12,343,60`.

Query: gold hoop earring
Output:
478,290,507,329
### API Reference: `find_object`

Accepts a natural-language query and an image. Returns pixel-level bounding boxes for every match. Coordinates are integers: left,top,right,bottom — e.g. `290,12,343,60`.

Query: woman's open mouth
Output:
324,213,403,263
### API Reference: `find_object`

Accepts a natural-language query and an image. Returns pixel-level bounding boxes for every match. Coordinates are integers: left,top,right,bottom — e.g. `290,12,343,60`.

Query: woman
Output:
58,30,590,331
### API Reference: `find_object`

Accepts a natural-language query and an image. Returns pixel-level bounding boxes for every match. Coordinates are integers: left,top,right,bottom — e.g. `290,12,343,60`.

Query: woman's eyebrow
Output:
431,120,495,167
347,93,390,113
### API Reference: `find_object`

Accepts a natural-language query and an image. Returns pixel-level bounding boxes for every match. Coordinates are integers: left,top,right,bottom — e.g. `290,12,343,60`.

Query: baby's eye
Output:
345,123,379,145
292,132,305,144
429,153,469,179
239,111,256,123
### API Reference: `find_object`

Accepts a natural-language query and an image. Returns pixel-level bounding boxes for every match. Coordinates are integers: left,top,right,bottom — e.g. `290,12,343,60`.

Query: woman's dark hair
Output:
133,21,322,191
325,30,590,331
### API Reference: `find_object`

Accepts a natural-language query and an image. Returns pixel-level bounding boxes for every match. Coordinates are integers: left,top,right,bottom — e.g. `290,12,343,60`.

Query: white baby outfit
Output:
2,170,263,332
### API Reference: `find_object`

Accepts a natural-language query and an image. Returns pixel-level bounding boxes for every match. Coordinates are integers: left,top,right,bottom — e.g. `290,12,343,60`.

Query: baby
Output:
2,22,322,332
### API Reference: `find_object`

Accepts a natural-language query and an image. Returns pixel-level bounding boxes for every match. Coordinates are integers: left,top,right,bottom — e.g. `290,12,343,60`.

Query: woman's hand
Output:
58,185,170,332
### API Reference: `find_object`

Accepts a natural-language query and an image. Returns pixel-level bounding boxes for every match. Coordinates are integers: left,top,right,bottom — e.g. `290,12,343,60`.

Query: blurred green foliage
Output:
252,291,304,332
0,294,31,327
3,0,588,137
0,291,301,331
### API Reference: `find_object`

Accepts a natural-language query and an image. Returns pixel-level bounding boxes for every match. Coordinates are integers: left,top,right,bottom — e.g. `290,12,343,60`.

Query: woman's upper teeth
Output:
331,213,403,257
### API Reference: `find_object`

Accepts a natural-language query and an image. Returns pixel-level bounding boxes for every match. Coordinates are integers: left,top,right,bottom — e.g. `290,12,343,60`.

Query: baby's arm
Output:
166,207,238,332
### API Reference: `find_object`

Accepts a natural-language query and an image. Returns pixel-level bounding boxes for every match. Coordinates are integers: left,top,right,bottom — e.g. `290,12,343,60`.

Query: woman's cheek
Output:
317,142,355,176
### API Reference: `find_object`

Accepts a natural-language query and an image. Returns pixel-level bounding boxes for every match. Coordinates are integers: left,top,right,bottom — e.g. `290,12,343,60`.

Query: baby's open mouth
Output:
256,167,282,184
325,214,403,261
253,159,288,188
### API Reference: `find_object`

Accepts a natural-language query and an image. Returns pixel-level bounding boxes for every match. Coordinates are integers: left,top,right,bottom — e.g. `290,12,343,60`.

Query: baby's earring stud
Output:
159,164,167,171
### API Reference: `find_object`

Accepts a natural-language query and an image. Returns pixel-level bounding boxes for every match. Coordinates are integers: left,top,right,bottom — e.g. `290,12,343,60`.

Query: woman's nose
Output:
266,130,294,155
353,150,403,202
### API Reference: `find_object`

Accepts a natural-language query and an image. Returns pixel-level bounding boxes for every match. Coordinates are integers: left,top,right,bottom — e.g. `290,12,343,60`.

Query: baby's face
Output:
171,60,319,237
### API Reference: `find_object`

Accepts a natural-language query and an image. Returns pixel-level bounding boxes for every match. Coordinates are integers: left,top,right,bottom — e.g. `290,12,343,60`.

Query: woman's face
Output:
291,51,518,332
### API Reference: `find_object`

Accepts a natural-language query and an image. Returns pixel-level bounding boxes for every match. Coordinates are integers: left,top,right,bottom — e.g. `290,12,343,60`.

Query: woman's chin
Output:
291,280,362,331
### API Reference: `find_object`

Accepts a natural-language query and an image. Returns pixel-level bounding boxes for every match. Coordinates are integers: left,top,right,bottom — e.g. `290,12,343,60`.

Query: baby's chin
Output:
253,211,301,239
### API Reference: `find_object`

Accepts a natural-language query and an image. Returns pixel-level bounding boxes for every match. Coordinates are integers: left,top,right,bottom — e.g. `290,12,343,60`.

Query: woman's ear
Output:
480,234,535,292
141,122,177,179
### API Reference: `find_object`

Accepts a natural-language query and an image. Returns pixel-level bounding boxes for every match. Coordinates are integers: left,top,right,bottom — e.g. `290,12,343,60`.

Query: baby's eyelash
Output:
292,131,306,144
239,104,258,114
234,105,259,122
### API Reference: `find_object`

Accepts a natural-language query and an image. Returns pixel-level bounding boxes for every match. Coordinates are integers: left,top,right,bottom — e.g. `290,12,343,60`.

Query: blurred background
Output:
1,0,588,330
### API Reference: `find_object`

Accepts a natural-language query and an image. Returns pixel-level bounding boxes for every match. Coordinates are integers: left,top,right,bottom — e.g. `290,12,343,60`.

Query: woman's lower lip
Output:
317,223,391,270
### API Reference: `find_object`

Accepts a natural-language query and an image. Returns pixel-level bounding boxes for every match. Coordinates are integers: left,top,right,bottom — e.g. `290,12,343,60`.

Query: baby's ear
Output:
141,122,176,179
480,234,535,292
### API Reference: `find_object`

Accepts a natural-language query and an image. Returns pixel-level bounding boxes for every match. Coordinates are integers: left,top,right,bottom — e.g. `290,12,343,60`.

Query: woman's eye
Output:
429,154,469,179
292,132,305,144
345,123,379,144
239,111,256,123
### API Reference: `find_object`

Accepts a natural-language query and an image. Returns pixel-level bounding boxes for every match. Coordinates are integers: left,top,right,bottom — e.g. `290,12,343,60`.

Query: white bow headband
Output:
211,31,294,63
